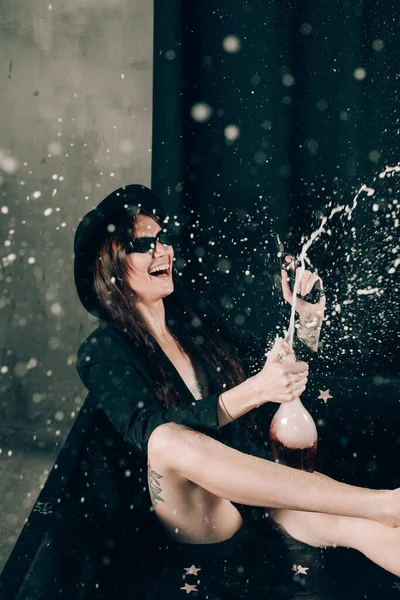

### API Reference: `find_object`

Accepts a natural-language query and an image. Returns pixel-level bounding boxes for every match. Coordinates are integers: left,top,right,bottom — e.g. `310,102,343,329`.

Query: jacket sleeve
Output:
76,357,221,457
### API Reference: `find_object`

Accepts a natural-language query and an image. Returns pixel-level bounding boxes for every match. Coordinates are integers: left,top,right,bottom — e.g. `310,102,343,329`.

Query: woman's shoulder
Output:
76,321,142,370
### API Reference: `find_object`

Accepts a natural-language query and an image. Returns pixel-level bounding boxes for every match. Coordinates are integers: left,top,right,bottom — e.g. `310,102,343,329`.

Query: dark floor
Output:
0,444,58,574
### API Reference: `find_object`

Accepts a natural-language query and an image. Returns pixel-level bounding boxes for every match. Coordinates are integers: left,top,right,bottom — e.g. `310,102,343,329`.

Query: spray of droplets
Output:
284,164,399,367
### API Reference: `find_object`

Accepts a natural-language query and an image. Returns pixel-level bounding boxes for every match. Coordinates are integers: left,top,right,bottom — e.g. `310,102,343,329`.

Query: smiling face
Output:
125,213,174,304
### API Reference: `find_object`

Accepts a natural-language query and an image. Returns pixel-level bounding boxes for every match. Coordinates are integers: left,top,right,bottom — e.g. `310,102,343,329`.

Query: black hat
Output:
73,184,168,319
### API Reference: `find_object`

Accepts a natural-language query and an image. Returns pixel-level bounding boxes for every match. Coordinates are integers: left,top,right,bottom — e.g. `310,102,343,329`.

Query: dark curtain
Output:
152,0,399,377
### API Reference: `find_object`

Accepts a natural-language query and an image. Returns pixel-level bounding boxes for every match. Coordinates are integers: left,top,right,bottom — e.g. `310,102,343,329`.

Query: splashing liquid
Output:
270,163,399,471
285,163,399,349
286,203,345,350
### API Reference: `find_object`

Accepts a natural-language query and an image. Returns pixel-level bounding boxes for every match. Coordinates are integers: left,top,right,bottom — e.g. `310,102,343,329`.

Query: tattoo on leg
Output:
147,461,166,507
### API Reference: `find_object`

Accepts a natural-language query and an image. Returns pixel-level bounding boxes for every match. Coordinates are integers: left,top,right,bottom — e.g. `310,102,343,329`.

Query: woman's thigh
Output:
147,423,244,544
268,506,396,551
267,507,343,548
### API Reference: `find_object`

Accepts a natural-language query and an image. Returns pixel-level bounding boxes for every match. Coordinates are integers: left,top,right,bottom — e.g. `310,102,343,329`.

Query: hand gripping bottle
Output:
269,340,318,472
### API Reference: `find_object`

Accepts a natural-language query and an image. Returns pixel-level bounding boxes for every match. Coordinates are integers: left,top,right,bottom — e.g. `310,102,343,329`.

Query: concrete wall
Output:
0,0,153,444
0,0,153,569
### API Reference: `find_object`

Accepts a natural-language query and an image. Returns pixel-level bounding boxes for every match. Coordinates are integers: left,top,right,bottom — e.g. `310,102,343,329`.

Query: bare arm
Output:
280,264,326,352
217,352,310,426
296,312,324,352
217,378,257,426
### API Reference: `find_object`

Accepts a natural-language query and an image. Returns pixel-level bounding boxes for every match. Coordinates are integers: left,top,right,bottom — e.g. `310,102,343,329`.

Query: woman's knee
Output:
147,422,199,468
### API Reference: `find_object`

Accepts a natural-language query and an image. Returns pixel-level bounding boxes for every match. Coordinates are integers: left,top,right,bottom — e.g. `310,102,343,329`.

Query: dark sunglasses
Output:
125,228,177,254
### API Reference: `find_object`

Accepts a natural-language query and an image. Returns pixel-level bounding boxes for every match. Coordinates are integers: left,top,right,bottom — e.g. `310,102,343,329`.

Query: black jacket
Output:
75,295,275,461
0,296,278,600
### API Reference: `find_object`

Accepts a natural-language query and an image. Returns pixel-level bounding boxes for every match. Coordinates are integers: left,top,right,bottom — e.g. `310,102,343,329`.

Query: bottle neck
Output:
278,395,303,409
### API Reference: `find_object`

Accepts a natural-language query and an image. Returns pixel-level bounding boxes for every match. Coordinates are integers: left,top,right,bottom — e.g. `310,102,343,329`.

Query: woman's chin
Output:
160,284,174,298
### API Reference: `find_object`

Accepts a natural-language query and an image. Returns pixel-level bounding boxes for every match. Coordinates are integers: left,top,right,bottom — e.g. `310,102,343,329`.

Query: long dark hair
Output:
92,210,258,436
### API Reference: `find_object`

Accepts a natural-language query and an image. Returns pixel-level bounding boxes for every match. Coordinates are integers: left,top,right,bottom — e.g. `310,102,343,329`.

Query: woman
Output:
74,184,400,585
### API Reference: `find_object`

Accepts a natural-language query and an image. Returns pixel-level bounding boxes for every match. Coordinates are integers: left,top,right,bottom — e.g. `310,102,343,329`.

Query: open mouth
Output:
148,265,171,279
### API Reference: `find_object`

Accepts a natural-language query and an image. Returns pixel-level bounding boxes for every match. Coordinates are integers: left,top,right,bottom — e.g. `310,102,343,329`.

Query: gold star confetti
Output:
292,564,309,575
392,580,400,590
180,583,198,594
317,389,333,404
183,565,201,576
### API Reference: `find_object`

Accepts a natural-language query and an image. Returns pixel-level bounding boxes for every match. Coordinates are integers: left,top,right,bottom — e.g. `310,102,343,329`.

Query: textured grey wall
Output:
0,0,153,569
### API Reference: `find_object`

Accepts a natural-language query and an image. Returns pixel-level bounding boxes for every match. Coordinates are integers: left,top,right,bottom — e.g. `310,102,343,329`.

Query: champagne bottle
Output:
269,344,318,472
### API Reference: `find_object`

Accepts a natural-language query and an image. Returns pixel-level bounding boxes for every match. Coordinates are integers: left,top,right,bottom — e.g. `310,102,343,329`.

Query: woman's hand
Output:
281,257,326,351
280,256,326,318
252,338,309,405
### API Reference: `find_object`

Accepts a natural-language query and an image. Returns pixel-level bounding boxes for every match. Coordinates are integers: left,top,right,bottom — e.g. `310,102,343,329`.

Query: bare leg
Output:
147,430,244,544
268,507,400,577
147,423,399,574
267,469,400,576
147,423,393,523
